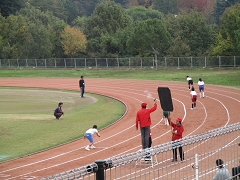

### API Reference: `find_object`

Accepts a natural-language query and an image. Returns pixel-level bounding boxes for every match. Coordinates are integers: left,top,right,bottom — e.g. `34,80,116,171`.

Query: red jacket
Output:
136,103,157,128
170,122,184,141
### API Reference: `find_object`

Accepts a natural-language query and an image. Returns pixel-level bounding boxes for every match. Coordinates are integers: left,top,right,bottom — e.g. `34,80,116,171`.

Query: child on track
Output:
163,110,170,126
190,87,197,109
84,125,100,151
198,78,205,98
186,76,193,90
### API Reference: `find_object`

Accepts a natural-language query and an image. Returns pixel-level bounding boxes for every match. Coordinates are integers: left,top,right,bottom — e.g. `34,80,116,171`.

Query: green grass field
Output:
0,87,124,162
0,68,239,162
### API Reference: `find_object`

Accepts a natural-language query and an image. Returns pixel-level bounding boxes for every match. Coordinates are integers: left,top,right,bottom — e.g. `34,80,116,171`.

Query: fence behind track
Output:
42,122,240,180
1,56,240,69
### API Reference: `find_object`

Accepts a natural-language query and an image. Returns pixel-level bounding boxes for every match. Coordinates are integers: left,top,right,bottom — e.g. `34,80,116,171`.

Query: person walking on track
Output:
190,87,197,109
167,117,185,162
163,110,170,126
84,125,100,151
54,102,64,120
136,99,157,150
79,76,85,98
198,78,205,98
186,76,193,90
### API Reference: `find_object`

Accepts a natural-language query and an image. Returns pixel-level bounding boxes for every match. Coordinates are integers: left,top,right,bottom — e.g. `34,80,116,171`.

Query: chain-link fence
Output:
1,56,240,69
42,122,240,180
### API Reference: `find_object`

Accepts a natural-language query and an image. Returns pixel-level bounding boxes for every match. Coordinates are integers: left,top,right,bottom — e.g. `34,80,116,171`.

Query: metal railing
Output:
42,122,240,180
1,56,240,69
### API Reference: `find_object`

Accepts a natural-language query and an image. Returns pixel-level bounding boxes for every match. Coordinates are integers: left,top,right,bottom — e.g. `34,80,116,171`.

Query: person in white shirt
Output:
84,125,100,151
198,78,205,98
186,76,193,90
212,159,231,180
190,87,197,109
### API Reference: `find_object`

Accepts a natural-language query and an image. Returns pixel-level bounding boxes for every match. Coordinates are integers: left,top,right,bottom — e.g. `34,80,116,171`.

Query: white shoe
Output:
191,108,193,110
90,145,95,149
85,146,90,151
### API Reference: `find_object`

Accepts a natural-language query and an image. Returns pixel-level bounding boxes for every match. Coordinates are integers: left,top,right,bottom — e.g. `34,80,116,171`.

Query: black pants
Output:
172,141,184,161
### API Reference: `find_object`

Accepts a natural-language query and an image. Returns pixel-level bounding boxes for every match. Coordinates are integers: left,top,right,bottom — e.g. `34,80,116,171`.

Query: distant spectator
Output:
54,102,64,120
186,76,193,90
198,78,205,98
212,159,231,180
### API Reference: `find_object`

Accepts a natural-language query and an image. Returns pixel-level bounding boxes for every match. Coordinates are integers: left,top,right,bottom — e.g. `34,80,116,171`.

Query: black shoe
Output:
171,159,177,162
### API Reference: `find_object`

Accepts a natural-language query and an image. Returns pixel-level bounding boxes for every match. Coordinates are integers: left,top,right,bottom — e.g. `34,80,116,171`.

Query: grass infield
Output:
0,87,124,162
0,68,239,162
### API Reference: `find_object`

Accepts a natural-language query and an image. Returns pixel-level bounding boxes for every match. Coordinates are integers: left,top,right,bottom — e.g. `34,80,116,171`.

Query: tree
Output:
127,18,172,57
164,10,213,56
61,26,87,57
152,0,177,15
0,0,27,17
126,6,163,24
213,0,240,24
209,3,240,55
84,1,132,56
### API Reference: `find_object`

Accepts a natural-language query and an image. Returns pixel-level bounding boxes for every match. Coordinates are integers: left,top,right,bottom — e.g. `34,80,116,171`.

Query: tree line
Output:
0,0,240,59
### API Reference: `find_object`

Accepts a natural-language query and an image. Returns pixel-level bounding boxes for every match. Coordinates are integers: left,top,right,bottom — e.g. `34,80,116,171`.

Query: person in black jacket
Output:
79,76,85,98
54,102,64,120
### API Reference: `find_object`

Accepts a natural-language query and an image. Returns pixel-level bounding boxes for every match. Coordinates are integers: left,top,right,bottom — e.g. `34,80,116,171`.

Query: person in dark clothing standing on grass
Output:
136,99,157,150
79,76,85,98
54,102,64,120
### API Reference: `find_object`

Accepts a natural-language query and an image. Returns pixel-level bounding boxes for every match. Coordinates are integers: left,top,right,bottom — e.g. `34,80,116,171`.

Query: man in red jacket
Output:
168,117,185,162
136,99,157,150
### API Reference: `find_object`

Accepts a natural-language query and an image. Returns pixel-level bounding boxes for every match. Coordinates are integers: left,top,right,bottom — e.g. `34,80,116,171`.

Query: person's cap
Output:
176,117,182,122
141,102,147,107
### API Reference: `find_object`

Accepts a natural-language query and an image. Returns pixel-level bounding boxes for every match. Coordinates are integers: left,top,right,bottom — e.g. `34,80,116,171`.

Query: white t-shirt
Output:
86,128,98,135
212,168,231,180
190,91,197,96
198,81,204,86
187,77,192,81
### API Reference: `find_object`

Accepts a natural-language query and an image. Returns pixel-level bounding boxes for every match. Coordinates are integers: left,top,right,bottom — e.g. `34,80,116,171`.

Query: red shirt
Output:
170,122,184,141
136,103,157,128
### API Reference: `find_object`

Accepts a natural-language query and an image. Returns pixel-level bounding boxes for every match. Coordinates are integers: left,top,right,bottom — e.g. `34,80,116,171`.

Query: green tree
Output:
126,6,163,24
85,1,132,56
127,18,171,57
213,0,240,24
164,10,213,56
0,0,27,17
210,3,240,55
18,6,66,58
152,0,177,15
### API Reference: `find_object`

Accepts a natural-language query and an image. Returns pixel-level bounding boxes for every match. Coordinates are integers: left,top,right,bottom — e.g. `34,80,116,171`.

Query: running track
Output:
0,78,239,179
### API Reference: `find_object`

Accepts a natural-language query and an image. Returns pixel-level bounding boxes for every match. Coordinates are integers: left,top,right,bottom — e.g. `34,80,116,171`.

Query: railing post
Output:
54,58,56,68
74,58,76,68
234,56,236,68
165,57,167,68
35,59,37,68
95,58,97,68
8,59,10,68
129,58,130,68
106,58,108,68
191,57,193,68
219,56,221,68
64,58,66,68
195,154,199,180
45,59,46,68
85,58,86,69
26,59,28,68
0,59,1,68
205,56,206,68
141,58,142,69
95,160,105,180
178,57,180,68
117,58,119,68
